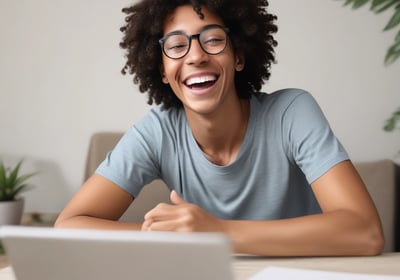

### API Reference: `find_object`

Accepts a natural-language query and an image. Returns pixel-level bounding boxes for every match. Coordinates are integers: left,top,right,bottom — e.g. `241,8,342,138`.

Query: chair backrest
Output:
84,132,170,223
354,160,399,252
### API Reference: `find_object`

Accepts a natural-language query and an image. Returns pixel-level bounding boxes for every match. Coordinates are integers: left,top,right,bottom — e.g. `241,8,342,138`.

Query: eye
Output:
203,37,225,46
164,35,188,51
167,42,188,50
200,29,226,46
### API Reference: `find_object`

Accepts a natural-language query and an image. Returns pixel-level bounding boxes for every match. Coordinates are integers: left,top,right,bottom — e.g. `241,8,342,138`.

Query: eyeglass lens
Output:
161,26,228,59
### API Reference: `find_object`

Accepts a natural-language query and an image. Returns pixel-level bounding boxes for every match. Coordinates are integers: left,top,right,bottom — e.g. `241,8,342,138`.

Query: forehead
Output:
163,5,224,34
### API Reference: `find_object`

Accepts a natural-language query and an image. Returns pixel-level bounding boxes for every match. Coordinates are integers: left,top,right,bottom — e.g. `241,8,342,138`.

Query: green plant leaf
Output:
385,41,400,64
337,0,400,64
371,0,395,10
372,0,399,13
6,160,22,188
14,172,38,188
343,0,356,7
0,160,37,201
384,6,400,30
0,162,6,188
383,108,400,131
353,0,370,8
10,184,32,198
0,240,4,255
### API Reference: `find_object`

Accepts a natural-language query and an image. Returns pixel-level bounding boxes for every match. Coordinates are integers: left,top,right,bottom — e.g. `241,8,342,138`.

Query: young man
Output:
55,0,384,256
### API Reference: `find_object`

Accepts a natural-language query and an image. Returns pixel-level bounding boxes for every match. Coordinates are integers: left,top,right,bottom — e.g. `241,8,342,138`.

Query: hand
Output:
141,190,224,232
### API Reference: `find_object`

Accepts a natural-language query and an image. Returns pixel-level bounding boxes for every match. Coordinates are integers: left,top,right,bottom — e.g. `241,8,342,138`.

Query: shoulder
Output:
113,106,186,162
133,106,186,134
141,106,184,123
254,88,314,106
252,88,319,117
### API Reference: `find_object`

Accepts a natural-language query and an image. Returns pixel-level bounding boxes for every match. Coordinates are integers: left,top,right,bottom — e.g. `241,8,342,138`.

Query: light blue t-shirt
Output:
96,89,349,220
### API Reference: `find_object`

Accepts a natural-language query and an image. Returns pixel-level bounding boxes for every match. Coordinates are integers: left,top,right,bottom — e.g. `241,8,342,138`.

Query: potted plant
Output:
0,160,37,225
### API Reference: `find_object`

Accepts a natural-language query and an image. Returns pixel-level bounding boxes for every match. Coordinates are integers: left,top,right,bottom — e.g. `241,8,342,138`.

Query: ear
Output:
160,64,169,84
162,75,169,84
235,54,245,72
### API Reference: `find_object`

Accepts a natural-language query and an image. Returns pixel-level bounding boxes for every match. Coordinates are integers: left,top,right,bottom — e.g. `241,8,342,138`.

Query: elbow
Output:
360,222,385,256
361,236,384,256
53,214,70,229
366,231,385,256
53,217,64,228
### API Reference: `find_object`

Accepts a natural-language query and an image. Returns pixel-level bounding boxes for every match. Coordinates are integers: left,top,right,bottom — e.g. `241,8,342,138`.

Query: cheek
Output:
162,60,181,82
220,57,237,79
162,63,182,94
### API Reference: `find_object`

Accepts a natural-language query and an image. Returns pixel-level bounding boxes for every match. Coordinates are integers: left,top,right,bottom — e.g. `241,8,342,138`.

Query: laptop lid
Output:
0,226,233,280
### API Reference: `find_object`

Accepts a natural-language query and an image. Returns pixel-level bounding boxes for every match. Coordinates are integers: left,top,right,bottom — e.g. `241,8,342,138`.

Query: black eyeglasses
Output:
159,24,229,59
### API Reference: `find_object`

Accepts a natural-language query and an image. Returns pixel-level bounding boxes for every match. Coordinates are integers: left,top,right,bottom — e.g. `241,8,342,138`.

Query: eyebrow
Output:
163,24,225,37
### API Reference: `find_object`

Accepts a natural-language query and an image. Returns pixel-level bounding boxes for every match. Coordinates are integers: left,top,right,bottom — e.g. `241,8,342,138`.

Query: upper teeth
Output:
186,75,217,86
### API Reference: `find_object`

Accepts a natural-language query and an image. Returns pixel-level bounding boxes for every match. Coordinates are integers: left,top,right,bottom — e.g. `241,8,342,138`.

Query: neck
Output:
187,98,250,166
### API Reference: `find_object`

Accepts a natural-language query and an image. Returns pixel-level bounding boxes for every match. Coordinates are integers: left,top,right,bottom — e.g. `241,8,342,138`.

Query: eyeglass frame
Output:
159,24,230,60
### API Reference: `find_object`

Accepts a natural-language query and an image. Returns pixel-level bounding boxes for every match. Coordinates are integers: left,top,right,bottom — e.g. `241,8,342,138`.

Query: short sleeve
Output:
282,91,349,183
95,111,162,197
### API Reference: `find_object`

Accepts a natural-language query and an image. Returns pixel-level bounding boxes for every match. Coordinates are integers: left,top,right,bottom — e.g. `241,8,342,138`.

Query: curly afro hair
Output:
120,0,278,109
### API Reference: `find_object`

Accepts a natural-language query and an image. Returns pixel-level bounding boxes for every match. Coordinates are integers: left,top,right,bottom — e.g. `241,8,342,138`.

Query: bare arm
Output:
142,161,384,256
54,174,141,230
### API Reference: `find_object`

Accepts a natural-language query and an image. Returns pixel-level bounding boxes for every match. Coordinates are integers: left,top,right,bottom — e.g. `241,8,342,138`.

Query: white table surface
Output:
233,253,400,279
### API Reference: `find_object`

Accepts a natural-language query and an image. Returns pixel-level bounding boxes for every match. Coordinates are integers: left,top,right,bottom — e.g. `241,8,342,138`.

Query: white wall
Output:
0,0,399,213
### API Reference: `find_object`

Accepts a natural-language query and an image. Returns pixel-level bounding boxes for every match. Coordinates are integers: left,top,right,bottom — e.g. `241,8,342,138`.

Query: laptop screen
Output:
1,226,234,280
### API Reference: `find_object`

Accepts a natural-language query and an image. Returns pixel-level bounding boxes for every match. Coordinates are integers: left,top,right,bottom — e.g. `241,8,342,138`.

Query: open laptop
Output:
0,226,234,280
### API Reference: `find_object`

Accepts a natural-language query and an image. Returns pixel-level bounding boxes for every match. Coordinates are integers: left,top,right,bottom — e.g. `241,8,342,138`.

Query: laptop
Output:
0,226,234,280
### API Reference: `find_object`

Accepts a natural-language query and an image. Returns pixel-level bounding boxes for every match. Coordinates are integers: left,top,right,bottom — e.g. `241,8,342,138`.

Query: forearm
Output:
223,210,384,256
54,215,142,231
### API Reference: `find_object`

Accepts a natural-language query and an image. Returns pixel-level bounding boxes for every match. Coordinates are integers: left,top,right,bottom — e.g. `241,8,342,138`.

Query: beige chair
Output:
354,160,399,252
84,132,170,223
84,132,399,252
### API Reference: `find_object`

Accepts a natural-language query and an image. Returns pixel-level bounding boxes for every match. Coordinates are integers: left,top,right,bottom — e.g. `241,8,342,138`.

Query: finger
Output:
170,190,186,205
144,203,179,221
141,220,150,231
147,219,186,232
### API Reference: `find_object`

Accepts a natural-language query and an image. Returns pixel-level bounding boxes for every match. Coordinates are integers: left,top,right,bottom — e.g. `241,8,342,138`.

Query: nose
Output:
185,38,209,65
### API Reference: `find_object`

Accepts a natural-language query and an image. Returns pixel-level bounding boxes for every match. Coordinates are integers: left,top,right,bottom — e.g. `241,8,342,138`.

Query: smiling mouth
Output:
184,75,218,90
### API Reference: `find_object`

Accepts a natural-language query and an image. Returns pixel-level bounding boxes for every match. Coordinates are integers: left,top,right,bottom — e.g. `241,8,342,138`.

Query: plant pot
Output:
0,198,24,225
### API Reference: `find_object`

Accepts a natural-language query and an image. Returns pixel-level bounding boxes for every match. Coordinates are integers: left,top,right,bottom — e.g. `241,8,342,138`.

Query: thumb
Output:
170,190,186,205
